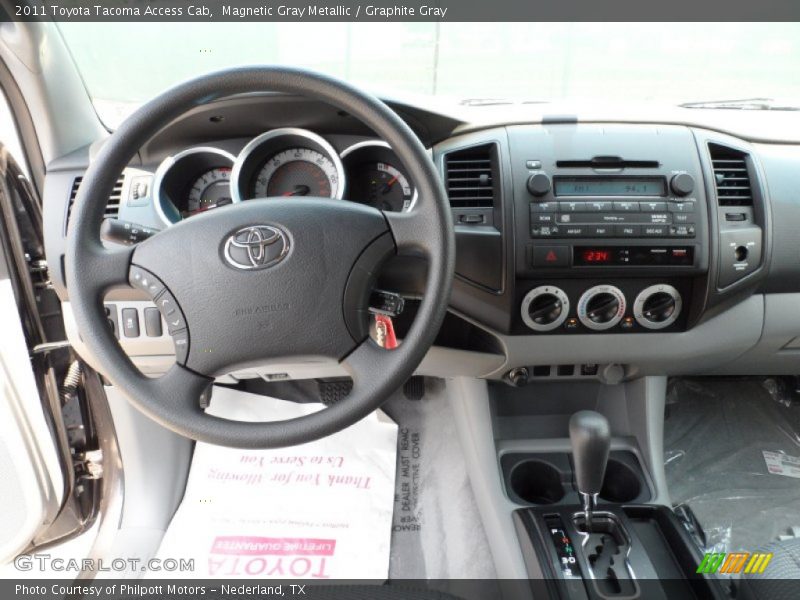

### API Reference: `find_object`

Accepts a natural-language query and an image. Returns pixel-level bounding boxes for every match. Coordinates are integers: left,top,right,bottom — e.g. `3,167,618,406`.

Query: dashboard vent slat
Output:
444,144,497,209
709,144,753,207
65,175,125,233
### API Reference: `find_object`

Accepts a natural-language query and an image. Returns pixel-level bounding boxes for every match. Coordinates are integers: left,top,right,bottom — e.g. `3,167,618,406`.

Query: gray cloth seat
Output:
738,537,800,600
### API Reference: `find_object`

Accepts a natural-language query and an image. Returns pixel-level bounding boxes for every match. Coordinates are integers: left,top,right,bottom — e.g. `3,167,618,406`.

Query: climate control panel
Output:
517,280,689,335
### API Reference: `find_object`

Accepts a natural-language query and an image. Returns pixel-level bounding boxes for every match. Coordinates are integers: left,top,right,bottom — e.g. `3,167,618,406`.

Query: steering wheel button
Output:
129,266,165,298
171,329,190,364
155,292,187,333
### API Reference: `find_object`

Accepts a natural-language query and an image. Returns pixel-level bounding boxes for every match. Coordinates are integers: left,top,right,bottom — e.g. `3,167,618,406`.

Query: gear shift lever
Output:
569,410,611,531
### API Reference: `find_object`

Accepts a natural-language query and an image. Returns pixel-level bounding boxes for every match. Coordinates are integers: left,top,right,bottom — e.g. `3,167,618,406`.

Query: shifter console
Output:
511,410,727,600
575,513,636,596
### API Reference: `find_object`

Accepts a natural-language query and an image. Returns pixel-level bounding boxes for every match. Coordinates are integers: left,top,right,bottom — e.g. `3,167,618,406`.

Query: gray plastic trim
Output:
711,293,800,375
446,377,532,579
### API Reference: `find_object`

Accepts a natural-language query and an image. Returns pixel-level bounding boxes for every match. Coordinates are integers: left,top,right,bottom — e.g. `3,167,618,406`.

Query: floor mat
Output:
383,380,497,581
664,378,800,554
151,387,398,579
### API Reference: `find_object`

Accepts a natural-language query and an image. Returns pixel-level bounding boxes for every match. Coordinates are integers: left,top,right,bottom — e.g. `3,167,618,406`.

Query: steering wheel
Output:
65,67,455,448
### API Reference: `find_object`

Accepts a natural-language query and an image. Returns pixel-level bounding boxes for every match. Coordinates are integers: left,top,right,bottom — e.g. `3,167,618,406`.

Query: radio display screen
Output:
554,177,666,197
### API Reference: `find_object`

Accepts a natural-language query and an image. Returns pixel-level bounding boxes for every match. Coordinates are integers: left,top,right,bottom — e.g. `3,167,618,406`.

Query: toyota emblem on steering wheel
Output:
223,225,290,270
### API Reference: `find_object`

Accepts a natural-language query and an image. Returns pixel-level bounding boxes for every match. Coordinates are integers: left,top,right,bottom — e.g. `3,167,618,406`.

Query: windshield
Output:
58,22,800,128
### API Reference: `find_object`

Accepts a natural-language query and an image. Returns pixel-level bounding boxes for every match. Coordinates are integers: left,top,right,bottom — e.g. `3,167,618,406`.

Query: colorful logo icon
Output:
697,552,773,575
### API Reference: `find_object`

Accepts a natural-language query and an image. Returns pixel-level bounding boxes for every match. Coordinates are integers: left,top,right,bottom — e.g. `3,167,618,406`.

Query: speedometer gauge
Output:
185,167,232,216
254,148,340,198
233,129,346,202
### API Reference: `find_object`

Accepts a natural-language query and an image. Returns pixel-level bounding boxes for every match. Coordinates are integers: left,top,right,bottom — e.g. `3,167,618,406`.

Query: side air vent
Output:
65,175,125,233
709,144,753,206
444,144,497,208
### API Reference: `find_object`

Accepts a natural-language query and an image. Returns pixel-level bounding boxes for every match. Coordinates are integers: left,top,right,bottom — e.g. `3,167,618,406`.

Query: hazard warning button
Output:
532,245,570,267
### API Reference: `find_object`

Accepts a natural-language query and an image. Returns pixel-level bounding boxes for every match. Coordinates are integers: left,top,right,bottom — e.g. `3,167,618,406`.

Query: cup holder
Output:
600,458,642,503
509,459,565,504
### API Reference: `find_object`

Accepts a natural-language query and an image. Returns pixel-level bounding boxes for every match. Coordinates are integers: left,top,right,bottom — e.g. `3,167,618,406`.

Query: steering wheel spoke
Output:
82,243,135,298
150,364,214,412
341,338,388,389
383,208,432,257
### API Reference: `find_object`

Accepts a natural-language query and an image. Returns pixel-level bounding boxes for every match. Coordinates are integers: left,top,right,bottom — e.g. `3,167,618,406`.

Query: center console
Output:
506,409,727,600
509,125,712,336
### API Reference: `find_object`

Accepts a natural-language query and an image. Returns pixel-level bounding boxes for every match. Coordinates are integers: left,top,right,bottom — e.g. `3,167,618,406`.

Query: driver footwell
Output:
148,381,497,584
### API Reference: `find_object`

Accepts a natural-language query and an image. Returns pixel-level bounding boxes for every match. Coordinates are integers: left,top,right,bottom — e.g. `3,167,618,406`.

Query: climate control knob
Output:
521,286,570,332
670,173,695,196
527,172,552,197
577,285,626,330
633,284,682,330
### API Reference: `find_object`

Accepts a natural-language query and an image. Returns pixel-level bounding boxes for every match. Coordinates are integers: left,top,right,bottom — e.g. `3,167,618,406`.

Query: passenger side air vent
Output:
444,144,497,208
65,175,125,233
709,144,752,206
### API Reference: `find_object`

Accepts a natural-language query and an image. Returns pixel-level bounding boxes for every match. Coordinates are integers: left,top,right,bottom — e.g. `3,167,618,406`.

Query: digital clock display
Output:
554,177,666,197
581,249,612,263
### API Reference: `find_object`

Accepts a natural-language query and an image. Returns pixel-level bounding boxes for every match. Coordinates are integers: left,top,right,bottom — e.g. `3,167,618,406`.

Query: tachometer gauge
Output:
153,147,236,226
185,167,232,216
254,148,340,198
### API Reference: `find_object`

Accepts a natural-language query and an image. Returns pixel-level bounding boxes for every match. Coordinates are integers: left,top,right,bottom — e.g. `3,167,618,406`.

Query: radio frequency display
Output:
554,177,666,197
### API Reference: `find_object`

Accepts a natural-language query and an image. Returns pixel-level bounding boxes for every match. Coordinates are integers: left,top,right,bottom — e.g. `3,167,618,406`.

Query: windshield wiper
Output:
680,97,799,111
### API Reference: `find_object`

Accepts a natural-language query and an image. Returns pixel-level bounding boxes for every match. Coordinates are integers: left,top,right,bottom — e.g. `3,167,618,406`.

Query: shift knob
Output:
569,410,611,496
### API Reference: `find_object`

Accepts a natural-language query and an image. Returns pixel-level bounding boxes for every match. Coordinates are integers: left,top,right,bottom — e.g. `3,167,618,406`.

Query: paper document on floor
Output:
150,386,398,579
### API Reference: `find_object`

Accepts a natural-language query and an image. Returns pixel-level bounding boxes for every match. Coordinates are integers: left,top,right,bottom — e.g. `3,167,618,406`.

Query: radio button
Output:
527,172,552,196
670,225,696,237
643,225,669,236
562,226,587,237
673,213,695,224
640,201,668,212
615,225,642,237
613,201,640,212
670,173,695,196
558,201,585,212
531,226,559,238
588,225,613,237
531,202,557,213
532,213,556,224
587,201,613,212
669,201,695,213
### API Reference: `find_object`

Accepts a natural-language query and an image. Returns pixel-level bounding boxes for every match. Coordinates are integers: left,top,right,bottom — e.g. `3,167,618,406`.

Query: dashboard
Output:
41,94,800,383
150,127,416,226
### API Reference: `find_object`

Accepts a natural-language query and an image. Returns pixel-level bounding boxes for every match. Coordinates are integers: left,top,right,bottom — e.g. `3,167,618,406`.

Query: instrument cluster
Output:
152,128,416,225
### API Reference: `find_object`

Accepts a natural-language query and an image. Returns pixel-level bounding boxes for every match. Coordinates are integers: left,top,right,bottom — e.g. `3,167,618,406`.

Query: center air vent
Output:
444,144,497,208
65,175,125,233
709,143,752,206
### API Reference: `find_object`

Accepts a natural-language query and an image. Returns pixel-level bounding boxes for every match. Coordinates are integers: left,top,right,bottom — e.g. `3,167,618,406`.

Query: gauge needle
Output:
381,176,399,195
282,185,311,197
